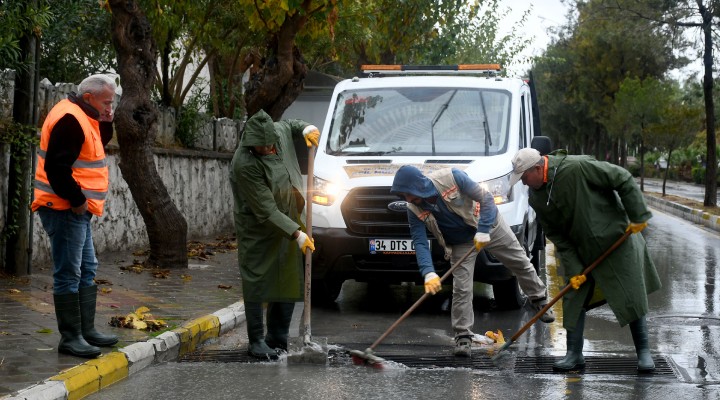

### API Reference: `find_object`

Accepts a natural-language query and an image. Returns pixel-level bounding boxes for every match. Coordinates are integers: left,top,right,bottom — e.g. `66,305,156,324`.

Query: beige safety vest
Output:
406,169,480,260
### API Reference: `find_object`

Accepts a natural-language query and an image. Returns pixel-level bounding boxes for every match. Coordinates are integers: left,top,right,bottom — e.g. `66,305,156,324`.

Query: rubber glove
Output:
295,231,315,254
625,221,648,234
424,272,441,295
473,232,490,251
302,125,320,147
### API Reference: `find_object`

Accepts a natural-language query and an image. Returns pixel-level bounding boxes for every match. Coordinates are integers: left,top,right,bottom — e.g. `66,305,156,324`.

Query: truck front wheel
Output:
491,277,525,310
311,278,345,306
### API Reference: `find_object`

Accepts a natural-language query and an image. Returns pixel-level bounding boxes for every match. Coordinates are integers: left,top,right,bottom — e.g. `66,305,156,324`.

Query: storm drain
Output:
180,349,677,378
514,356,676,376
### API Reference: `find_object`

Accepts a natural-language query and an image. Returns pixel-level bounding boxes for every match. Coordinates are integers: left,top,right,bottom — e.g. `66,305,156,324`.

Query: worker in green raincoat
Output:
230,110,319,359
510,148,661,373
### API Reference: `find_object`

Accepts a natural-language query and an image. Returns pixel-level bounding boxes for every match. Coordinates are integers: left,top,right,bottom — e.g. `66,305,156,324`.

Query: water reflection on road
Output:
88,208,720,399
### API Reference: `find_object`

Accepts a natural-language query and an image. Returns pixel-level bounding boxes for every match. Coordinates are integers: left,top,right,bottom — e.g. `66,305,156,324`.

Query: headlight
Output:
312,176,341,206
479,174,512,205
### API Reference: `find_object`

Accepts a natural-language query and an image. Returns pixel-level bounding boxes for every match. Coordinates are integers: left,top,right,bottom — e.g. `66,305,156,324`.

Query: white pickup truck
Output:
309,64,549,309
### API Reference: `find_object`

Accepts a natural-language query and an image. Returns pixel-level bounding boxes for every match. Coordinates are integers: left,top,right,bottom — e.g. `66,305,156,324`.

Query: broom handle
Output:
301,146,316,341
507,229,633,343
369,246,477,350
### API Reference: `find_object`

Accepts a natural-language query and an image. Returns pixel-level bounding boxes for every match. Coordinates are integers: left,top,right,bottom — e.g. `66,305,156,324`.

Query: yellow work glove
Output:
303,125,320,147
424,272,441,295
625,221,648,234
473,232,490,251
295,231,315,254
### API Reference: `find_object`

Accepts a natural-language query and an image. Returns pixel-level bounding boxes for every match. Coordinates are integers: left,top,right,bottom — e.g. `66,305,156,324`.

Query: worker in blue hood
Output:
230,110,319,359
391,165,554,357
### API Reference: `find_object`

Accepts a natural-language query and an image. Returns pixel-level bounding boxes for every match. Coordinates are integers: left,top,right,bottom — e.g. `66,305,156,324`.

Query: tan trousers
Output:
451,214,547,337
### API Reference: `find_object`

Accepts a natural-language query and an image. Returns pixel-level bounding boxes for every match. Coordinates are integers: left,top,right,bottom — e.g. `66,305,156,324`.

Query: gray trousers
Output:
451,214,547,337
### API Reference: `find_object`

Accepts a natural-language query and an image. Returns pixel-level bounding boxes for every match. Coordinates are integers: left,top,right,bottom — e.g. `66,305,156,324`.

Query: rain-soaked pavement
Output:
87,208,719,399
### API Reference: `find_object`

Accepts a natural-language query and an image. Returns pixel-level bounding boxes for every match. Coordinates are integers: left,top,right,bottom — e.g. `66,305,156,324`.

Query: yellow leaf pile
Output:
484,329,506,344
110,306,167,331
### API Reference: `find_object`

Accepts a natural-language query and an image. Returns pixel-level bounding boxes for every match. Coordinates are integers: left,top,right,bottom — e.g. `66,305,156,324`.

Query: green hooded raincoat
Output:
229,111,310,303
528,152,661,330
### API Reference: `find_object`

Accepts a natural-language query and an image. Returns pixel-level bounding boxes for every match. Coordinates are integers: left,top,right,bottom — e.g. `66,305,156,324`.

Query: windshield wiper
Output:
478,92,492,156
430,90,457,156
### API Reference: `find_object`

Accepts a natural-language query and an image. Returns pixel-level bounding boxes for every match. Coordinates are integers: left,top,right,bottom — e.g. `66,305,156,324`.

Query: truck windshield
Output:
325,87,511,156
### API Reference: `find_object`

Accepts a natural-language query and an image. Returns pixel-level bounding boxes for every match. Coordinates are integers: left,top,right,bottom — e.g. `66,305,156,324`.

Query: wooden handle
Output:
301,146,316,340
508,230,633,343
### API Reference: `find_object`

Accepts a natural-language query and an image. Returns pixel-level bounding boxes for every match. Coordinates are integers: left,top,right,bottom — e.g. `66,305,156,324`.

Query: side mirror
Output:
531,136,553,156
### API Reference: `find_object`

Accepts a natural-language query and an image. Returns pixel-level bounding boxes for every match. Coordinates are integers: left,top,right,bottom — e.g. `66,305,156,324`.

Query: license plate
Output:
369,239,429,255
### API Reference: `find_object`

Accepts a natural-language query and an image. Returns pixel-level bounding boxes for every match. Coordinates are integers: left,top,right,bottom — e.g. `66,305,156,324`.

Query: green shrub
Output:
175,87,210,148
691,167,705,184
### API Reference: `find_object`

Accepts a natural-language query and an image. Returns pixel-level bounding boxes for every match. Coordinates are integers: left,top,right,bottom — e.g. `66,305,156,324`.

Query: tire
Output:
530,226,545,272
311,278,344,306
492,276,525,310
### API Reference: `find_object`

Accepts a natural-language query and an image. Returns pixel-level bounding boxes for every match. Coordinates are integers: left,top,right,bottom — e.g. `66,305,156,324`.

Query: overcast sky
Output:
499,0,571,76
499,0,703,81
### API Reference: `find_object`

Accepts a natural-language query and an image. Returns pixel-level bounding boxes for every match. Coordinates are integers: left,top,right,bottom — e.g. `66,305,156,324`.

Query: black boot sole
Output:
86,337,119,347
247,350,278,360
552,363,585,372
59,347,101,359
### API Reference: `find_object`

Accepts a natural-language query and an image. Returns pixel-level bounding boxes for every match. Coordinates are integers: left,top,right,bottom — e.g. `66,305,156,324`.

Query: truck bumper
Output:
311,226,524,284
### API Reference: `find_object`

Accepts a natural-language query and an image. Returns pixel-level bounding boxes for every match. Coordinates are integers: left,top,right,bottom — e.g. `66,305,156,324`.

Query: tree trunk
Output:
244,14,308,120
662,148,674,197
638,136,646,192
699,1,717,206
3,9,39,276
109,0,188,269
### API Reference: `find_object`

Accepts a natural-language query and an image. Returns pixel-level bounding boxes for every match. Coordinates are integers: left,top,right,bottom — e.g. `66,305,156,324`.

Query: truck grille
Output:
341,186,410,236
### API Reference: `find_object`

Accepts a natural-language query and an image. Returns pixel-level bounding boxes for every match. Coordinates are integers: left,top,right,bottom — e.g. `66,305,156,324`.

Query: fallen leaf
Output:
7,289,21,294
180,274,192,282
100,287,112,294
135,306,150,317
109,306,167,331
120,264,144,274
94,278,113,285
131,319,148,330
36,328,53,334
37,348,54,351
110,304,120,309
152,270,170,279
0,331,11,335
218,284,232,290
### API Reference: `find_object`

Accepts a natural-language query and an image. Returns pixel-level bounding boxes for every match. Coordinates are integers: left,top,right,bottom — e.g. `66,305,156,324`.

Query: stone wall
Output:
30,147,235,267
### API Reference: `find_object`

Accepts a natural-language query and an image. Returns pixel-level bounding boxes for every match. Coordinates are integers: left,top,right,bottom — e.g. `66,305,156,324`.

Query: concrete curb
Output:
644,194,720,233
3,302,246,400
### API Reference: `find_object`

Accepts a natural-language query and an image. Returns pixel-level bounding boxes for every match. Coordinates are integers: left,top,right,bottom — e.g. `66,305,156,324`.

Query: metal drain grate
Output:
377,353,498,369
179,349,258,363
514,356,676,376
179,349,677,379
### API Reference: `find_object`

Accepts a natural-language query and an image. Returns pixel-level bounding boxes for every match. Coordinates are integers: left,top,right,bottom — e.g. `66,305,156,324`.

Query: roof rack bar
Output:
361,64,502,75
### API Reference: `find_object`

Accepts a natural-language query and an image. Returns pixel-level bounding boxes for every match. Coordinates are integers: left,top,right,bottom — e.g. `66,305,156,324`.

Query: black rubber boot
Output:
265,302,295,352
553,310,586,371
245,302,278,360
629,316,655,372
53,293,101,358
79,285,119,347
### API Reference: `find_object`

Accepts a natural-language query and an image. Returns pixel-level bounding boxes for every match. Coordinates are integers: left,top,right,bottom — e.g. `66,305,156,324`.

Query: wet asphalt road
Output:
639,177,719,205
88,208,719,399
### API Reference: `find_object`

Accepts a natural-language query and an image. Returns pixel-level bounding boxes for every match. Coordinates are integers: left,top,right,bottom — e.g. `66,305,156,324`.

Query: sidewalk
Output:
0,236,244,399
1,187,718,400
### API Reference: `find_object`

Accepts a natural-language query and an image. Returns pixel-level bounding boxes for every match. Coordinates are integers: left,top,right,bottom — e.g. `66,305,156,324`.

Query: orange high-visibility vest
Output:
32,99,109,216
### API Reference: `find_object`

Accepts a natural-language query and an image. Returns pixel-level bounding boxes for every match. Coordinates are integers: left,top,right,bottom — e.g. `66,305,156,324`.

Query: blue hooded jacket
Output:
391,165,497,276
